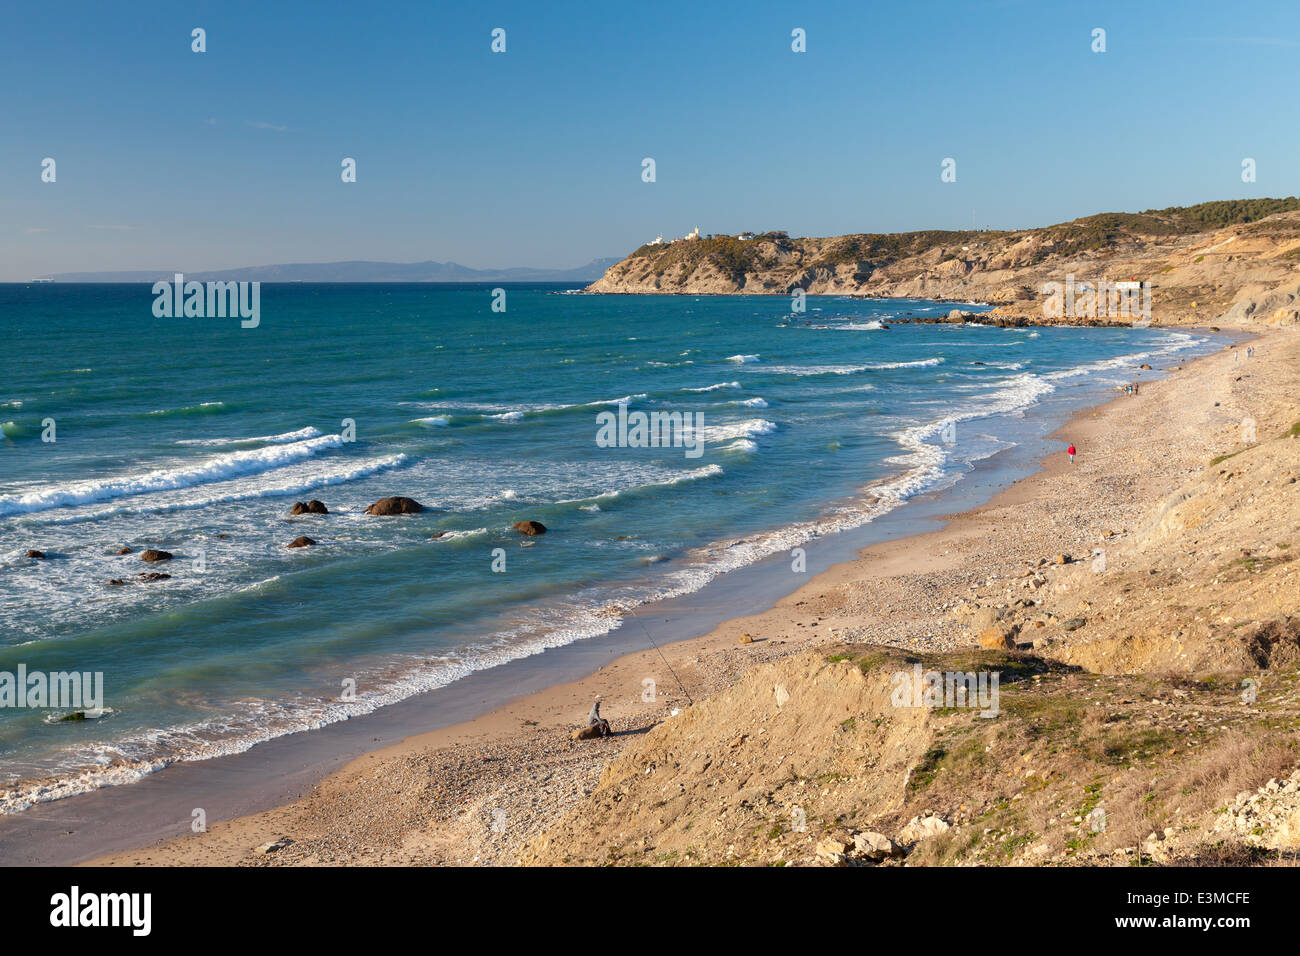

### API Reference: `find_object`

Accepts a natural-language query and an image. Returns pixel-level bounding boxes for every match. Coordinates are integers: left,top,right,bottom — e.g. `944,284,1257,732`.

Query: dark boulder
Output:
365,496,424,516
26,549,44,559
287,536,316,549
513,520,547,536
290,500,329,515
138,572,171,581
141,549,173,563
114,546,133,555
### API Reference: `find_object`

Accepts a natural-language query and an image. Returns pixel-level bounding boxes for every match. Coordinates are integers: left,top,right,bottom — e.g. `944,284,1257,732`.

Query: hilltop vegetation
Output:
625,198,1300,278
591,197,1300,323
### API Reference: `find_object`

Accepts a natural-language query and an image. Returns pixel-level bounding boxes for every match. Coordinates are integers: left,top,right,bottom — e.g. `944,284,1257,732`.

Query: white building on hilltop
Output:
680,226,700,242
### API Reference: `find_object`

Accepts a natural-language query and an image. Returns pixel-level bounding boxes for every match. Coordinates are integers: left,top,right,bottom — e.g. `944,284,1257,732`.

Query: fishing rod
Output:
623,609,694,707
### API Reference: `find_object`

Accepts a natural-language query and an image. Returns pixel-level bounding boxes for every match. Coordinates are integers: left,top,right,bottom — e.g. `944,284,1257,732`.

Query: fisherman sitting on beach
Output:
588,700,612,736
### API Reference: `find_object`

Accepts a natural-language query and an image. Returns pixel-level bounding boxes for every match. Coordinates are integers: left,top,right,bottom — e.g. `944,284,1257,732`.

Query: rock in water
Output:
290,500,329,515
141,549,173,563
364,496,424,516
26,549,44,559
513,520,547,536
287,536,316,549
114,546,133,555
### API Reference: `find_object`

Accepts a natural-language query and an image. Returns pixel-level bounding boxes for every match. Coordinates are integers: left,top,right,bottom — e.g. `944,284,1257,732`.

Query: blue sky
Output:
2,0,1298,279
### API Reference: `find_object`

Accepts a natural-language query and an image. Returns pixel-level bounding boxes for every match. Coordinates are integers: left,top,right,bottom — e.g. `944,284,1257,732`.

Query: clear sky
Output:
2,0,1298,279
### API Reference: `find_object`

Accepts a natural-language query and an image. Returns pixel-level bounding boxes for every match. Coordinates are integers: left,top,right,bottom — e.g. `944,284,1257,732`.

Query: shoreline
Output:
53,324,1255,867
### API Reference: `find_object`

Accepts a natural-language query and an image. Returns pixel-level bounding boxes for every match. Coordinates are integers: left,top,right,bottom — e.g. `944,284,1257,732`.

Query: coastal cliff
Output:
587,198,1300,327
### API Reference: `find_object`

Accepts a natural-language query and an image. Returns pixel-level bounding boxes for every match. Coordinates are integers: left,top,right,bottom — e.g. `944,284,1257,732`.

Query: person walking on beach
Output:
1067,443,1076,464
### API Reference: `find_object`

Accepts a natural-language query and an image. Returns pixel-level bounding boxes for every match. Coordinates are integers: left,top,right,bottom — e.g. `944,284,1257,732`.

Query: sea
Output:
0,282,1220,812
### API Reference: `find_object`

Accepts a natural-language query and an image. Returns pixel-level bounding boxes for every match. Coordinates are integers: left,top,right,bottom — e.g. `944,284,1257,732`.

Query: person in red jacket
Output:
1067,443,1076,464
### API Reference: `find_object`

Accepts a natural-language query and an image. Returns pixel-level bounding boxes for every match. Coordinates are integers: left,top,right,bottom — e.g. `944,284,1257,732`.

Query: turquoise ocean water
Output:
0,283,1217,810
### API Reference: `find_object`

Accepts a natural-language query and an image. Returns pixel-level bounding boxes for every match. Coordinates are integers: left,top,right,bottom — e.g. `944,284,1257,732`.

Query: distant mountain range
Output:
43,257,621,283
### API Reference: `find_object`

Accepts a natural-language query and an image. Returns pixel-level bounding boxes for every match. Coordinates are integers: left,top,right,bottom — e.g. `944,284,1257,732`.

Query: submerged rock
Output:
26,549,44,559
287,536,316,549
365,496,424,516
114,546,133,555
513,520,547,536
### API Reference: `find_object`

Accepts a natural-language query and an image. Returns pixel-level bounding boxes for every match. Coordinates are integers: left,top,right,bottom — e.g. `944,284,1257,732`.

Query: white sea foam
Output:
176,426,324,446
0,434,349,517
408,394,648,419
683,381,741,392
699,419,777,443
863,357,944,369
27,453,409,523
143,401,227,417
432,527,489,541
819,319,885,331
726,354,760,363
557,463,725,504
762,364,873,376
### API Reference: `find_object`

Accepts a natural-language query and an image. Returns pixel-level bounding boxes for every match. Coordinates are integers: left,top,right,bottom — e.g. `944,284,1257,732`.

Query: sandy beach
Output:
75,323,1300,867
